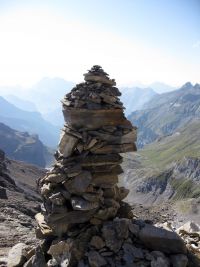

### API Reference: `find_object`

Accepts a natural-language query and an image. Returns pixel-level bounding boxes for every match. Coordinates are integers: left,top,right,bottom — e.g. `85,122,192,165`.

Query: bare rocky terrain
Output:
0,150,46,258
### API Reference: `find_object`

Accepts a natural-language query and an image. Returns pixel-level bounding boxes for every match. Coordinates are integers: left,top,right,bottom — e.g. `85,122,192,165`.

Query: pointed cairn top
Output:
84,65,116,86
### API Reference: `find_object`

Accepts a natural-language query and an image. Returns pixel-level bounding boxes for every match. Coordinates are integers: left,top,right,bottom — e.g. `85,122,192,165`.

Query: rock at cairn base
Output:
13,66,189,267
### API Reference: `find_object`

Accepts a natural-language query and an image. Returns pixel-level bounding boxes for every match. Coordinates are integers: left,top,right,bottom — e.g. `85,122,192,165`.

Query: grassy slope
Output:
139,119,200,170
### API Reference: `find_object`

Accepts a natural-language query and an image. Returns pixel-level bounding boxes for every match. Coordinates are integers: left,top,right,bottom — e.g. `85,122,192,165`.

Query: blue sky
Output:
0,0,199,87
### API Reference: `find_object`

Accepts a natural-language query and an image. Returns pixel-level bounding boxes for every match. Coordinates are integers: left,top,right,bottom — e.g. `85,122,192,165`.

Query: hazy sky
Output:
0,0,199,87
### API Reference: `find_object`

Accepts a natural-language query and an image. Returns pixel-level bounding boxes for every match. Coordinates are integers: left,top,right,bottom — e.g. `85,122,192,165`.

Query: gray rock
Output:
139,224,187,254
102,222,123,252
170,254,188,267
128,221,140,237
71,196,99,211
7,243,27,267
48,240,70,266
58,131,78,158
63,171,92,194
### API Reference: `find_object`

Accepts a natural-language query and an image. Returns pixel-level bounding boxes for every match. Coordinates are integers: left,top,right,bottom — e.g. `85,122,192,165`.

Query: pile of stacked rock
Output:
18,66,190,267
36,65,137,240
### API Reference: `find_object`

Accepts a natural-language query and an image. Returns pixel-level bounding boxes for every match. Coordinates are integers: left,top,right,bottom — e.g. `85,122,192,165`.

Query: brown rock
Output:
92,173,118,187
88,127,137,144
91,143,137,154
62,107,126,129
84,73,116,86
47,209,97,224
82,154,122,166
45,173,66,183
35,213,53,237
90,236,105,250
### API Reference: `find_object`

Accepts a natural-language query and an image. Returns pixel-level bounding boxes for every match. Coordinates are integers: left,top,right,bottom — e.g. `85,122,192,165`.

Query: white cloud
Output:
0,8,199,89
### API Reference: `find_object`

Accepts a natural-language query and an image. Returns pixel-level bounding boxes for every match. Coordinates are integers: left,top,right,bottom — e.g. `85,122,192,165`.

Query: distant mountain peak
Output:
181,82,193,90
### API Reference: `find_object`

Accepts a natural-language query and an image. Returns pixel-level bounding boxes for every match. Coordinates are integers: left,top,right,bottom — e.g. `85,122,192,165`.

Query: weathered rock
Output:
92,143,137,154
45,173,66,183
102,222,123,252
31,245,47,267
139,224,187,254
47,209,97,224
91,173,118,187
84,72,116,86
123,243,144,263
63,171,92,194
128,221,140,237
62,108,127,129
35,213,53,237
151,256,170,267
47,240,70,265
177,221,200,234
71,196,99,211
7,243,27,267
58,131,78,158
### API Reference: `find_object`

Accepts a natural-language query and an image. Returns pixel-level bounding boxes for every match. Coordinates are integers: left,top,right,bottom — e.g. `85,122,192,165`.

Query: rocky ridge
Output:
6,66,200,267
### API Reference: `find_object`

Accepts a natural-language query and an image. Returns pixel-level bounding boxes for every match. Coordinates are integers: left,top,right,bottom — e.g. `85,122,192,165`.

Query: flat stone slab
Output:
92,173,118,187
62,108,128,129
91,143,137,154
84,73,116,86
88,128,137,144
81,154,122,167
139,224,187,254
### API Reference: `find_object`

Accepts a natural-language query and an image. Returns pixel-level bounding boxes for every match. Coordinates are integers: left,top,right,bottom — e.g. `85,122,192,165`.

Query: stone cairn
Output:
21,66,188,267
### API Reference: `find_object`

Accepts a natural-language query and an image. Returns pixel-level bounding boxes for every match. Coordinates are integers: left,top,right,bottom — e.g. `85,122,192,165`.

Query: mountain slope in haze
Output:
148,82,176,94
120,87,157,116
0,122,53,167
0,78,74,127
0,96,60,147
129,82,200,148
4,95,37,112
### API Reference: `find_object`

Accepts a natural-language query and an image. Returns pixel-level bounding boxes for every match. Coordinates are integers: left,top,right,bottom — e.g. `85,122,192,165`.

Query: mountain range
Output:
0,78,175,127
120,87,157,115
129,82,200,148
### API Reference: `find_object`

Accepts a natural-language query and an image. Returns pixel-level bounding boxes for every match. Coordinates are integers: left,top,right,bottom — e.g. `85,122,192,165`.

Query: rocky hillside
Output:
121,120,200,224
0,149,46,258
139,119,200,169
0,122,53,167
129,82,200,147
